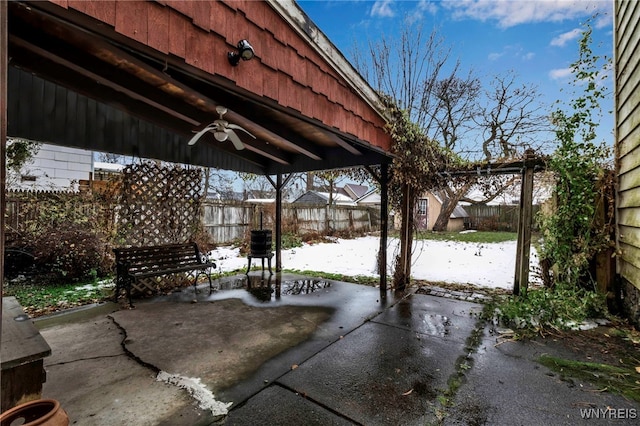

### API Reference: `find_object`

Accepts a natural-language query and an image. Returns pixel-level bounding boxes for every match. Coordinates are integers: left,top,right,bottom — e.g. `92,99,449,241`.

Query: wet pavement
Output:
30,273,639,425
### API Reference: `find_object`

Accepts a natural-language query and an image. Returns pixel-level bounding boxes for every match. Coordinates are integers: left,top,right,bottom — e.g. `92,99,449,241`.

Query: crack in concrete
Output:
108,314,160,373
107,314,231,420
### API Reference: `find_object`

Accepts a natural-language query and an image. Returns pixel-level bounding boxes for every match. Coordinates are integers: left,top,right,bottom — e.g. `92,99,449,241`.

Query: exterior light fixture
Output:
228,40,255,66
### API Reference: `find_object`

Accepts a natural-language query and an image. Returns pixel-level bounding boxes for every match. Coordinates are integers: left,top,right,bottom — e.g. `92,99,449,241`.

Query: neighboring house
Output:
461,179,553,207
337,184,381,207
355,189,381,206
338,183,370,200
614,1,640,326
293,191,357,206
415,192,469,232
8,142,93,191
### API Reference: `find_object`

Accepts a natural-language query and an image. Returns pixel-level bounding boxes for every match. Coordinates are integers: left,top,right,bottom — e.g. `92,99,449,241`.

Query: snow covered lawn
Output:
209,235,539,291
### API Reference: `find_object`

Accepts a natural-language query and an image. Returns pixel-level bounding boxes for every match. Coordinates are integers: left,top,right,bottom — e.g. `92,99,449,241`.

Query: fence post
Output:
379,163,389,297
514,153,535,295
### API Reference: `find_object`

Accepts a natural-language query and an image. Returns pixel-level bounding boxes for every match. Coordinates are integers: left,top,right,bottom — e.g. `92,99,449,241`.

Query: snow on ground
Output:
208,235,540,291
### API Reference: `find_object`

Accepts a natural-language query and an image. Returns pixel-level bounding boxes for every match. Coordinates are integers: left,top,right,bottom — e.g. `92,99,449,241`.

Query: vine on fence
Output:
538,21,613,290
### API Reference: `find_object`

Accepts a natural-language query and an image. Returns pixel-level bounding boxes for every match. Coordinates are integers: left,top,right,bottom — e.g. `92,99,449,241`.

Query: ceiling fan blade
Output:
187,125,214,146
226,129,246,150
227,123,256,139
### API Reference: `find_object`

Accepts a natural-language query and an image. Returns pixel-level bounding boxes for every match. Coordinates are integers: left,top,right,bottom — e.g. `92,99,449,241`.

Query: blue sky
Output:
297,0,614,146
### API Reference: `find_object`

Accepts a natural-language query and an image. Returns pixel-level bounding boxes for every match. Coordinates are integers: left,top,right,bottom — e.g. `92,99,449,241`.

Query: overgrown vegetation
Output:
490,18,615,338
490,284,608,337
537,21,613,291
7,191,116,284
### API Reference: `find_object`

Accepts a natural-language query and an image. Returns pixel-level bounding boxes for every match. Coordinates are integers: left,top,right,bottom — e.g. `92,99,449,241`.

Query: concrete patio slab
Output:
29,275,639,425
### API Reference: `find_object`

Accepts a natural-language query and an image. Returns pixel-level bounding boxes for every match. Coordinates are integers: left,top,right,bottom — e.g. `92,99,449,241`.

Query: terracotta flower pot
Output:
0,399,68,426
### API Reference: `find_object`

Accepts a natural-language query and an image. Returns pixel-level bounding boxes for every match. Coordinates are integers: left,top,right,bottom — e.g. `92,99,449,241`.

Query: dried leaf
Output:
635,366,640,374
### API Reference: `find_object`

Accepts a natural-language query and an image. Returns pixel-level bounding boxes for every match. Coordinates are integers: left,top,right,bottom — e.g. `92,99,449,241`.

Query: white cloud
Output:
549,67,572,80
594,12,612,29
370,0,395,18
488,45,535,62
405,0,438,25
550,28,581,47
416,0,438,16
441,0,611,28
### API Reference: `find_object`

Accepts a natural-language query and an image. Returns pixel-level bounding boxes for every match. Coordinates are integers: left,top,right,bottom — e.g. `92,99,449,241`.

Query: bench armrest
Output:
198,251,216,266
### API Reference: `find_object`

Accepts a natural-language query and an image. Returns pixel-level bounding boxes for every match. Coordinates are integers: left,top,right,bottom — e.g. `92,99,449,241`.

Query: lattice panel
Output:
116,163,203,247
131,273,194,296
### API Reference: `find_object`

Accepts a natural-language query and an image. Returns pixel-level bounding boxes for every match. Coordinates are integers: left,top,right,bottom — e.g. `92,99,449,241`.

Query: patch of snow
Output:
156,371,232,416
208,236,540,291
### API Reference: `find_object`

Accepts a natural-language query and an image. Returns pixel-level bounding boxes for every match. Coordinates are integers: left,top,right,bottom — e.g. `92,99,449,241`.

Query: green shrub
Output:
281,232,303,249
491,284,607,336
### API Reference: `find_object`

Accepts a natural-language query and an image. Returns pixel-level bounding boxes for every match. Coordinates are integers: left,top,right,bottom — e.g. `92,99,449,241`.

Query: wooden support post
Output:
267,173,293,273
397,183,413,291
1,0,6,307
379,163,389,298
514,155,535,295
275,174,283,272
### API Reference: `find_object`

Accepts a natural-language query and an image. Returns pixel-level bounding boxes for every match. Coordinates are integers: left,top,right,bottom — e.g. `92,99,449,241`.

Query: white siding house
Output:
9,142,93,191
615,0,640,327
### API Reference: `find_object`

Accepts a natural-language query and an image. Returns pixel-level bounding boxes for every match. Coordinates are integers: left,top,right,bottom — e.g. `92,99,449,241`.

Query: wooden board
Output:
1,297,51,411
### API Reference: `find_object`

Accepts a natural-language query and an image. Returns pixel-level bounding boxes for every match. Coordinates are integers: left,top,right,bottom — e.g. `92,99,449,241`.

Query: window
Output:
417,198,428,215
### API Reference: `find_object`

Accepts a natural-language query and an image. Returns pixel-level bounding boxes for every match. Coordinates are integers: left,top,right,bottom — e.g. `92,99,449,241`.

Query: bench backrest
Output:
114,242,203,274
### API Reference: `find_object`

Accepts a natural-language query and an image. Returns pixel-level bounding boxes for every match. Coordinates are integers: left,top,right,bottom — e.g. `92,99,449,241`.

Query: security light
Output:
228,40,255,66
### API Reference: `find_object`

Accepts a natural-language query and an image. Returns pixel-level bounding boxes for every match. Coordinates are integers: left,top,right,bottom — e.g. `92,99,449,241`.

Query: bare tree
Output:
96,151,123,163
352,19,551,288
431,71,550,231
203,168,236,199
357,19,551,230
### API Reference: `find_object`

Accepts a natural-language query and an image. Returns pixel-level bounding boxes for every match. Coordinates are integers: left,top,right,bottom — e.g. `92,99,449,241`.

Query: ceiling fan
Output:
188,106,255,150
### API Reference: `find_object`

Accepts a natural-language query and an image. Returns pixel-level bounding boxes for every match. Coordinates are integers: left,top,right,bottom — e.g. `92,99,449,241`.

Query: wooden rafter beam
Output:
9,35,200,127
10,2,321,163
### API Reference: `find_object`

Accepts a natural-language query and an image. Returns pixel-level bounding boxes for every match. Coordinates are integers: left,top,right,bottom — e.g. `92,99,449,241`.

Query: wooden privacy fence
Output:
6,195,380,246
202,201,380,244
464,204,541,232
5,190,116,244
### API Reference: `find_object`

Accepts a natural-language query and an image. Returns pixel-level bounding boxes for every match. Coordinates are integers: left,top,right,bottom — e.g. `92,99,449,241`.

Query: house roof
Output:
451,205,469,219
355,189,381,205
341,183,370,200
293,191,356,205
6,0,393,176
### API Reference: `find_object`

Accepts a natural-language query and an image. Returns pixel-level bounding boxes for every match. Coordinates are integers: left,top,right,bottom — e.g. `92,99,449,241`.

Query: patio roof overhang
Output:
6,0,393,175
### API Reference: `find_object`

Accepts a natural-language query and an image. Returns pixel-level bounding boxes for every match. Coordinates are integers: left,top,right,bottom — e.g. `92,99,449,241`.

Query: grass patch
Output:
538,355,640,402
413,231,518,243
3,278,114,317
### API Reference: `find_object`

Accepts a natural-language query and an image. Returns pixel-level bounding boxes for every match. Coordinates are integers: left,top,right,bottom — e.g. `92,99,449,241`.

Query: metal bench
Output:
113,242,216,306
